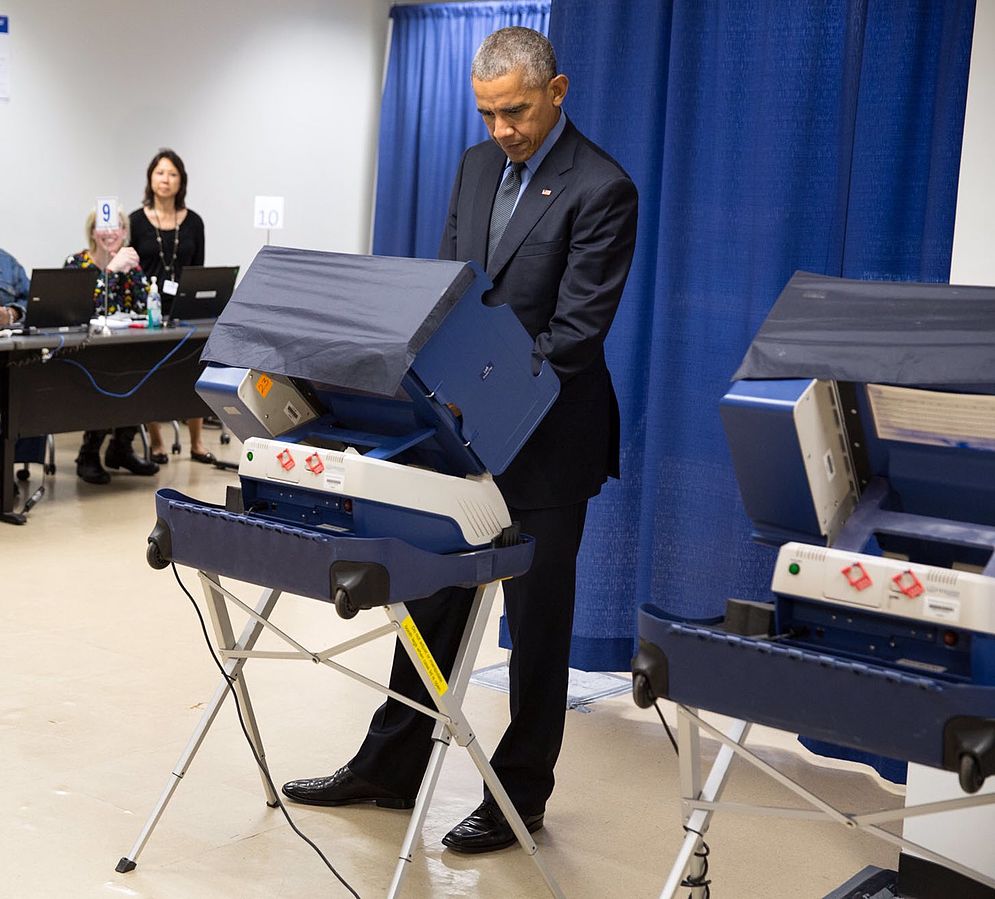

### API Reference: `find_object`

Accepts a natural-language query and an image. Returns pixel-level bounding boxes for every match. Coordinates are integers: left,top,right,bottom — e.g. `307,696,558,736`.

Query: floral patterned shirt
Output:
63,250,150,315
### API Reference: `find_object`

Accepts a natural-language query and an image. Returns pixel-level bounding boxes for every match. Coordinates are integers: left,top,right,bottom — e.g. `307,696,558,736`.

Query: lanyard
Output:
152,208,182,281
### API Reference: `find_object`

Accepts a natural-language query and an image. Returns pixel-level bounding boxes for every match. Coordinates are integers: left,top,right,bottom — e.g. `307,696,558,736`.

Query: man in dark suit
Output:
283,26,638,853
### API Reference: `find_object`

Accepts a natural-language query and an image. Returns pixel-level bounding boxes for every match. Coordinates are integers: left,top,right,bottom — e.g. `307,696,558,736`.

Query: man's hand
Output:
0,305,21,326
106,247,140,274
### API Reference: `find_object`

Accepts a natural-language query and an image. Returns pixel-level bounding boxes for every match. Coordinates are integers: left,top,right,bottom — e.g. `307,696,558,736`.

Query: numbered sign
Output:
254,195,285,230
95,196,119,232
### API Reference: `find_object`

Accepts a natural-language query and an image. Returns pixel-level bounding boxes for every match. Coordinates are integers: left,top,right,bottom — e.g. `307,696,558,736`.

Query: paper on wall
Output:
0,16,10,100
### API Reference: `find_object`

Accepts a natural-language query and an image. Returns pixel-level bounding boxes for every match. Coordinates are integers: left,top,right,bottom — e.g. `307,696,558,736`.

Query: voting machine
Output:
116,247,565,897
633,272,995,898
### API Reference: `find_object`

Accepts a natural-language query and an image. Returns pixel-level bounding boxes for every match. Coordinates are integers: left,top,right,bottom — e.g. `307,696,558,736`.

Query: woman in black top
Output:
130,149,214,464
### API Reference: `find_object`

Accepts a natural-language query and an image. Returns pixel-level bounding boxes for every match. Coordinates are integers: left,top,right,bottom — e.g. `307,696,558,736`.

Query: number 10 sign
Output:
254,196,285,230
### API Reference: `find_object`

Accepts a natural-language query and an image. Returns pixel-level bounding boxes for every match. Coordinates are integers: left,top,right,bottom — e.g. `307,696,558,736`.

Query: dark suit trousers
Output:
349,501,589,816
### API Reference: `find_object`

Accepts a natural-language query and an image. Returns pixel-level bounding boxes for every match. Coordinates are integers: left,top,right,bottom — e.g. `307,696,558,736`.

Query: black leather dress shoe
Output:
105,441,159,476
281,765,414,809
442,800,544,854
76,452,110,485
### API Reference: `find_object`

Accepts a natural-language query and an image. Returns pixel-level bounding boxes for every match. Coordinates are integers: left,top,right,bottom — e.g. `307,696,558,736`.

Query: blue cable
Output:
54,328,196,398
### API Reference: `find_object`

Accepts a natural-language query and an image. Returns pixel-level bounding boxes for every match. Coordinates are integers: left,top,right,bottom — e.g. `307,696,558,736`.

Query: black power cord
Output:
680,825,711,899
652,698,712,899
652,698,680,757
171,563,361,898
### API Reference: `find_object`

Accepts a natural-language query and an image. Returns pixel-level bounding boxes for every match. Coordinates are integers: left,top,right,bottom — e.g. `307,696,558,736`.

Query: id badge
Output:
163,279,179,296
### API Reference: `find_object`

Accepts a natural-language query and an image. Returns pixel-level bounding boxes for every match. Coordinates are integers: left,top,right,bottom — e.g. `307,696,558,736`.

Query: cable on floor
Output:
171,563,361,898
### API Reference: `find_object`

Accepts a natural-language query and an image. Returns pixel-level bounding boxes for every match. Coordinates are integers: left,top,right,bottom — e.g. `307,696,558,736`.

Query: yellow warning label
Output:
256,373,273,398
401,615,448,696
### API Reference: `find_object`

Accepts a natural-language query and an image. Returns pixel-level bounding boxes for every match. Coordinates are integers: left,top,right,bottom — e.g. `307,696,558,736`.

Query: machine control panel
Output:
238,436,510,547
772,542,995,635
241,437,350,490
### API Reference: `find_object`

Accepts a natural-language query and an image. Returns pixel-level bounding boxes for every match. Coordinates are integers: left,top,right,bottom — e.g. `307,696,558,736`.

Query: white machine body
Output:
772,542,995,635
239,436,511,548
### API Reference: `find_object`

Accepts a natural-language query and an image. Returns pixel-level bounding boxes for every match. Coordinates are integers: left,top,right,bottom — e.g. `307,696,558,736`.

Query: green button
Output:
247,451,254,461
788,562,800,575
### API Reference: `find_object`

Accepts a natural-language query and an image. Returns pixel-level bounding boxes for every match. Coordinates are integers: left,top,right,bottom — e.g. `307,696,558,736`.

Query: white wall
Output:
949,0,995,287
0,0,392,274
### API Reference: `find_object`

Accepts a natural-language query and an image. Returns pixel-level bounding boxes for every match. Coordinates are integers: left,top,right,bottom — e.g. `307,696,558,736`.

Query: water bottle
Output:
147,276,163,329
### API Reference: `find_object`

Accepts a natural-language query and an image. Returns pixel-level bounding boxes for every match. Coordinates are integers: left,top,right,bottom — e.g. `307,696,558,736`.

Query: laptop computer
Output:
167,266,239,322
25,268,99,333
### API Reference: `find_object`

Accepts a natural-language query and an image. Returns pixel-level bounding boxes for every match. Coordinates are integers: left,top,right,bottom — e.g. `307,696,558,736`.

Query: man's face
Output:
472,68,568,164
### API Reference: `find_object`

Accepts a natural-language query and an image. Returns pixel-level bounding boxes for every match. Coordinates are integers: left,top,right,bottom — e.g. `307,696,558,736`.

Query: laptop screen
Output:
26,268,99,331
168,266,239,321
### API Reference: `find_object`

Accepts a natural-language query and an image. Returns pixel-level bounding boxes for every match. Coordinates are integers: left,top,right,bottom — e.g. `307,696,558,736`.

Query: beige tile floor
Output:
1,432,903,898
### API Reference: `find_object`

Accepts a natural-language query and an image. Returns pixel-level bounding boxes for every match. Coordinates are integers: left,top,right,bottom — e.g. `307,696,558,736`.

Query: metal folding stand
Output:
659,706,995,899
116,570,564,899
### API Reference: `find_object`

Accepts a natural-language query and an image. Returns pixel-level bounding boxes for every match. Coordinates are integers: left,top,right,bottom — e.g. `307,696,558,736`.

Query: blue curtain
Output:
373,2,550,259
371,2,976,770
548,1,975,686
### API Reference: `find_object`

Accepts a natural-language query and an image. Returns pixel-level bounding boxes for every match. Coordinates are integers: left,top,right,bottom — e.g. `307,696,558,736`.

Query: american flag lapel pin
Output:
541,188,552,196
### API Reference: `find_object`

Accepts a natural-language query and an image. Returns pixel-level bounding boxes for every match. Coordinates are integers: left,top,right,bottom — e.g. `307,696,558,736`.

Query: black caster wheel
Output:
632,672,656,709
45,464,56,475
335,589,359,620
220,433,231,445
146,539,169,570
16,468,30,482
171,443,181,454
959,753,984,794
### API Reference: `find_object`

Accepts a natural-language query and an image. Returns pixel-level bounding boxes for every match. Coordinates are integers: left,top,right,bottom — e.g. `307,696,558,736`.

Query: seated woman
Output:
65,209,159,484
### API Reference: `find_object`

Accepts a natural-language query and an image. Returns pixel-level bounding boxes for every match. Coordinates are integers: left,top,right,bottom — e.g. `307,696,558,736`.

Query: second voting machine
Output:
634,272,995,898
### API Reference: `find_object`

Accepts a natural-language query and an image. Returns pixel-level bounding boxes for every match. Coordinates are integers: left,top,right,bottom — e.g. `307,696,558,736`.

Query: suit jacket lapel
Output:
469,146,506,267
486,121,579,279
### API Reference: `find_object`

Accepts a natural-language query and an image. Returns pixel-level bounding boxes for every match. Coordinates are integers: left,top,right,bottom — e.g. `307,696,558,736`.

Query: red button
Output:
842,562,873,591
276,449,295,471
892,569,924,598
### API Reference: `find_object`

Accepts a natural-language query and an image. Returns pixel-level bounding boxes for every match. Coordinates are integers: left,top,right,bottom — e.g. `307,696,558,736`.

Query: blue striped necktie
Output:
487,162,525,266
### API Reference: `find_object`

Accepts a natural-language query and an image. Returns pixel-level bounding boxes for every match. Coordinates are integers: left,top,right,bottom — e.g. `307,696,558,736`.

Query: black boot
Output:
76,431,110,485
105,437,159,476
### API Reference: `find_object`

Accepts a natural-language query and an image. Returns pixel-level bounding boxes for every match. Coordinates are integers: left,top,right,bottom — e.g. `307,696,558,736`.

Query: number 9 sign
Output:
95,196,119,232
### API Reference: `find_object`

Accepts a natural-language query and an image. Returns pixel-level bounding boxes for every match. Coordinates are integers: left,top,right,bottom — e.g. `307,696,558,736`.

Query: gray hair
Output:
471,27,557,89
